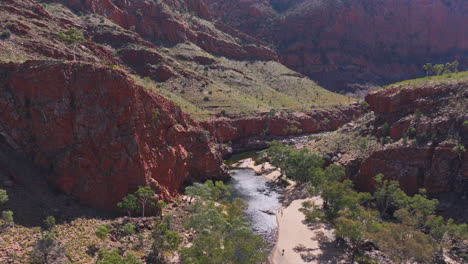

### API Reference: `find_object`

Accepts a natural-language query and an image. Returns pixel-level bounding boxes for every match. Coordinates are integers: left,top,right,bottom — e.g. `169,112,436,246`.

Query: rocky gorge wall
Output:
356,81,468,195
205,0,468,93
59,0,278,61
201,104,361,155
0,60,228,210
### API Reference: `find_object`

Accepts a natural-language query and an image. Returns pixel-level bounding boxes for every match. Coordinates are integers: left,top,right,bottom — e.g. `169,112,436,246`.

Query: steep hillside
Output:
0,60,229,210
205,0,468,93
305,73,468,202
0,0,355,210
0,0,351,120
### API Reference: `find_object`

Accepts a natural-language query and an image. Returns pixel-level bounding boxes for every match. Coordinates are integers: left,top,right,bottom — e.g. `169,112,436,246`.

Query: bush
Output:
118,194,139,217
0,189,7,205
57,28,83,44
203,96,209,102
123,223,136,235
452,144,466,160
151,110,160,121
43,216,55,231
95,226,110,240
0,30,11,40
360,101,369,111
463,120,468,128
2,210,14,227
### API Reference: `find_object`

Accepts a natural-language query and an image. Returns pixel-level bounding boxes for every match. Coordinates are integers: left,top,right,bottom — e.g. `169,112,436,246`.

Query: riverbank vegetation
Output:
182,180,268,264
1,180,268,264
263,141,468,263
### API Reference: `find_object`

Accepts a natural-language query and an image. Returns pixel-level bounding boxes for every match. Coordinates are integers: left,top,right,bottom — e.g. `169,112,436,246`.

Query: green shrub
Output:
57,28,83,44
151,110,160,121
123,223,136,235
0,189,7,205
0,30,11,40
452,144,466,160
2,210,14,227
95,226,110,240
360,101,369,111
43,216,55,231
408,127,416,138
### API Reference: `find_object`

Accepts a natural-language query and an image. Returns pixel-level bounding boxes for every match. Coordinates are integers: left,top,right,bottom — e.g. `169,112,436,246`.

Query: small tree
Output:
57,28,84,61
43,216,56,232
433,64,444,75
118,194,139,217
335,207,381,263
422,63,433,76
443,63,452,74
30,232,67,264
373,174,408,217
2,210,14,227
324,164,345,182
135,186,156,217
370,222,435,263
0,189,7,205
450,60,459,73
452,144,466,161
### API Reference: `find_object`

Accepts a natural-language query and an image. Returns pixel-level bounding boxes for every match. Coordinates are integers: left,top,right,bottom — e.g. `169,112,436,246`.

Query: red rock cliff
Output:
201,105,360,143
59,0,277,61
0,60,228,210
355,80,468,195
206,0,468,92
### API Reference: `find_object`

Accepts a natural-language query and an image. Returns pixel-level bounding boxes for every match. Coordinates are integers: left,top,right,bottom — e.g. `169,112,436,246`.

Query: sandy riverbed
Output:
233,158,347,264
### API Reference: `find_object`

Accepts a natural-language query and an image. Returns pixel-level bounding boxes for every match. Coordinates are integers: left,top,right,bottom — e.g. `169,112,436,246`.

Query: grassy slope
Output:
384,71,468,88
0,2,353,121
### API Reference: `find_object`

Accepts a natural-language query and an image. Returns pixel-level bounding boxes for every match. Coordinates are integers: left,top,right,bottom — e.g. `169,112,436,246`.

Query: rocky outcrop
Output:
357,142,467,195
206,0,468,92
201,104,361,154
0,60,228,210
59,0,278,61
354,81,468,195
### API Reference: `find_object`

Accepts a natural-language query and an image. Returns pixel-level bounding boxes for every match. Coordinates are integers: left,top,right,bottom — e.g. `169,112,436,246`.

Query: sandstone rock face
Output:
60,0,278,61
358,143,467,195
355,81,468,195
0,61,228,210
201,105,360,148
206,0,468,92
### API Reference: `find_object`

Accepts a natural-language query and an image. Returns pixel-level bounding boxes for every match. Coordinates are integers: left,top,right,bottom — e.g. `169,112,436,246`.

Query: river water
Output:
228,168,282,245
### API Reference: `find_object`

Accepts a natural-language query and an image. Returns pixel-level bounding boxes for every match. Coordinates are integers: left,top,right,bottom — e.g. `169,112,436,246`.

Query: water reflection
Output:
228,169,282,245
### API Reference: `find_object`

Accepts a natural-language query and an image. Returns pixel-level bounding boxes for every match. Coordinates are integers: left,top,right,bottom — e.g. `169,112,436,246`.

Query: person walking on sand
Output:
282,249,285,256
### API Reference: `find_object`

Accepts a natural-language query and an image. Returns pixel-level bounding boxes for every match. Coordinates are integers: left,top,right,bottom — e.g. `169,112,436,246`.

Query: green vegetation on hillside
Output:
385,70,468,89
